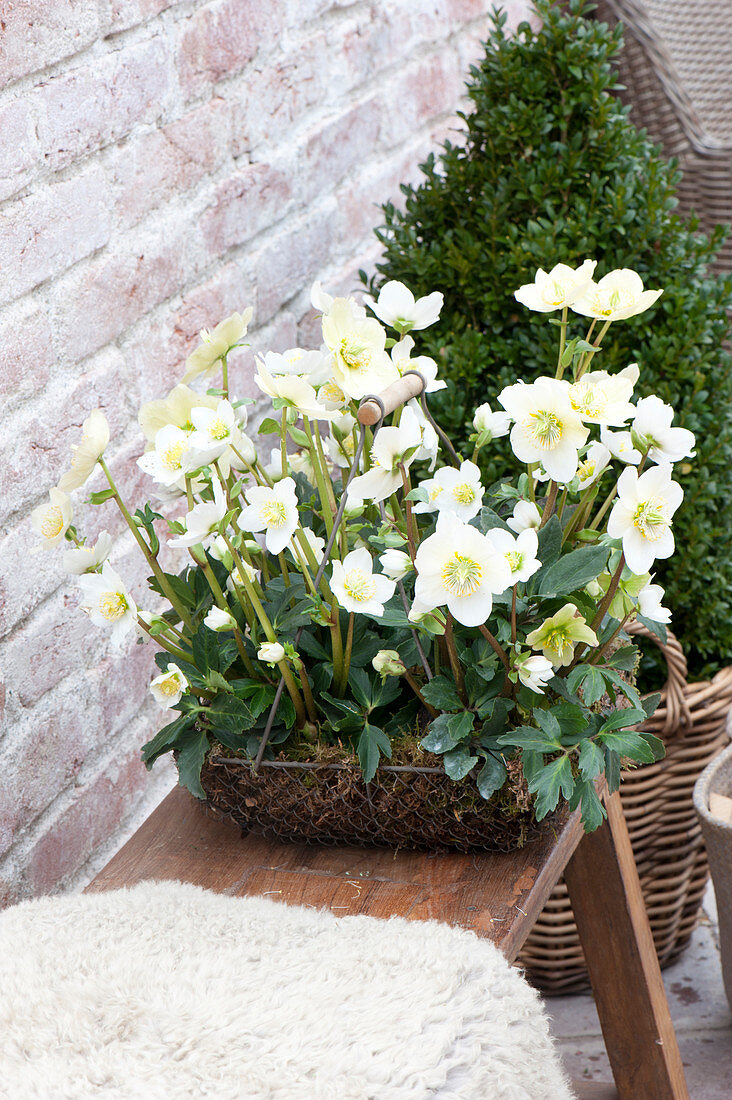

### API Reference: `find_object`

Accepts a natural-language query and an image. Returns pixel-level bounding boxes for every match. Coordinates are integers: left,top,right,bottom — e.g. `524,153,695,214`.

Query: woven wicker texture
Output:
518,623,732,994
200,758,544,853
694,742,732,1011
595,0,732,270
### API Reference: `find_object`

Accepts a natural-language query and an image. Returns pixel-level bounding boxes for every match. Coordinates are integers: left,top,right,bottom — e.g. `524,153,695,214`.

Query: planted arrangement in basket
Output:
32,260,696,847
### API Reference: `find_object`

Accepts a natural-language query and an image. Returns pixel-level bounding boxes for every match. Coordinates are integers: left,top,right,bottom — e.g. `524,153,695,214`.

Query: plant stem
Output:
555,306,568,379
590,552,626,635
280,408,288,478
303,417,334,538
588,611,633,667
576,319,612,379
511,584,517,645
336,612,355,696
478,623,511,672
402,670,439,718
539,480,558,528
136,617,190,664
221,353,228,399
399,463,418,563
444,614,466,701
589,484,618,531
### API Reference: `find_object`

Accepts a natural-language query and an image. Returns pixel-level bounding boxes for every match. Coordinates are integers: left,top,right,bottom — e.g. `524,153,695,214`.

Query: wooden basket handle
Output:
626,619,692,739
357,372,426,426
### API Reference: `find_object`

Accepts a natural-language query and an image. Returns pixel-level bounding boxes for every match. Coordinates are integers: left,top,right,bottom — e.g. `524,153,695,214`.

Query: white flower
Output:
370,280,443,332
406,398,439,470
571,269,663,321
379,548,412,582
267,446,316,482
413,511,512,627
137,424,193,487
231,433,257,467
227,560,258,594
321,297,398,399
607,465,683,575
185,400,241,468
324,431,357,470
631,396,696,465
487,528,541,584
168,476,228,549
78,563,137,649
499,377,589,482
182,309,253,383
31,488,73,549
638,580,672,624
514,260,597,312
258,641,286,664
238,477,300,555
330,547,396,617
513,653,554,694
139,384,219,443
600,425,642,466
311,282,367,318
389,335,446,392
149,663,188,709
63,530,113,574
348,406,423,503
254,361,333,421
261,347,332,384
576,442,612,489
415,460,484,522
507,499,542,534
204,606,238,632
568,369,636,426
58,409,110,491
293,526,326,565
372,650,406,678
473,403,512,438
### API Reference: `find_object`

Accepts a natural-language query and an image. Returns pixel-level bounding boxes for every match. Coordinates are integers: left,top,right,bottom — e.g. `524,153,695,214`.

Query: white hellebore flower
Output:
137,424,193,487
576,442,612,489
322,297,398,399
330,548,396,617
638,580,672,624
254,360,333,421
204,606,238,632
185,400,241,468
292,526,326,565
416,460,484,522
607,465,683,575
31,488,73,549
372,650,407,678
473,403,511,439
182,309,253,383
389,335,446,392
168,476,228,549
149,663,188,710
631,395,696,465
348,406,423,503
413,511,512,627
261,347,332,385
78,563,137,649
63,530,113,574
514,260,596,312
571,269,663,321
258,641,286,664
499,377,589,483
139,384,219,444
568,369,636,426
600,425,642,466
513,653,554,694
507,499,542,534
370,280,443,332
487,528,542,584
238,477,300,555
379,548,413,582
58,409,110,492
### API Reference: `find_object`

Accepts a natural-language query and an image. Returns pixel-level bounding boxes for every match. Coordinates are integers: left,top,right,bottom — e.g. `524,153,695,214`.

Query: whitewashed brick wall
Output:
0,0,531,904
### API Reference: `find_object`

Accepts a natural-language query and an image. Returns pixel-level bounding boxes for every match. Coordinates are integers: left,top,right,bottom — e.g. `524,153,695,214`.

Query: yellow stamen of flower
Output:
262,500,289,528
99,591,128,621
453,482,476,505
528,410,563,449
40,507,65,540
577,460,595,480
428,485,443,503
162,440,187,471
633,498,667,540
542,280,566,307
158,676,180,697
506,551,524,573
320,381,346,405
208,417,229,441
340,338,371,373
441,554,483,596
343,569,377,603
547,629,571,657
571,386,606,419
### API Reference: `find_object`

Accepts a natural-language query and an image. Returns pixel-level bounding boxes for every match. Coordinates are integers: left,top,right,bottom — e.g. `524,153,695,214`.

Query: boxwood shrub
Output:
365,0,732,678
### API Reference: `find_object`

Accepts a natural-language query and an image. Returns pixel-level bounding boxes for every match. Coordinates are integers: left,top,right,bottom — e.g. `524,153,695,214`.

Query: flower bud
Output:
343,497,364,519
258,641,285,664
204,606,238,632
372,650,407,679
379,548,412,582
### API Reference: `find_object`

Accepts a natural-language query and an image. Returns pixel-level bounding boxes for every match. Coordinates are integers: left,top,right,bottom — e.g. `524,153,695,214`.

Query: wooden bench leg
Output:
564,790,689,1100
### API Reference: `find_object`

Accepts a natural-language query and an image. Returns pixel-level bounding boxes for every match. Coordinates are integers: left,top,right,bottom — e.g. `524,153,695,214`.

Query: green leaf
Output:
536,514,563,570
597,707,646,734
206,694,256,733
497,724,561,752
553,701,588,739
570,778,607,833
257,417,280,434
637,615,668,645
642,692,662,719
604,747,621,793
607,645,638,671
192,626,222,674
207,670,232,693
357,723,391,782
534,708,562,741
600,667,644,710
348,667,373,710
473,506,510,533
476,754,508,799
87,487,117,505
577,738,605,780
598,731,655,763
447,710,476,743
176,726,210,799
572,665,606,707
479,696,513,739
528,755,574,820
420,675,463,712
443,745,478,780
638,731,666,761
141,712,196,767
537,544,610,597
421,713,460,753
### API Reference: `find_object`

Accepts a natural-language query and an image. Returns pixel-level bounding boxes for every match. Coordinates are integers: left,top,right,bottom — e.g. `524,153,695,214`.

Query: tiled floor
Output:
547,884,732,1099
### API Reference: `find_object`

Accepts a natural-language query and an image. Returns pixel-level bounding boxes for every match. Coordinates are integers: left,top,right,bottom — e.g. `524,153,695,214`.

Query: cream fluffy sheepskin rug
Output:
0,880,573,1100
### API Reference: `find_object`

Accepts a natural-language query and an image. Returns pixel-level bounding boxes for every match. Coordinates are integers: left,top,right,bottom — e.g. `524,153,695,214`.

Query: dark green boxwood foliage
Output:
366,0,732,678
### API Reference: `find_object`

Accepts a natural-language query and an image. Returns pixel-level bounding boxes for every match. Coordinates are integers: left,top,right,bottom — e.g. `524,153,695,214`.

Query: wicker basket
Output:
518,622,732,994
199,755,547,854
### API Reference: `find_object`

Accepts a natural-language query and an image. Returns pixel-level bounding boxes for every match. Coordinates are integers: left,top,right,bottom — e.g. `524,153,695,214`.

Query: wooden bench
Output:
88,785,689,1100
